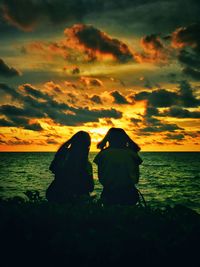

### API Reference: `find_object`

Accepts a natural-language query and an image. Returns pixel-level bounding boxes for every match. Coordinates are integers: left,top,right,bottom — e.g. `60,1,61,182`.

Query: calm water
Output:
0,152,199,212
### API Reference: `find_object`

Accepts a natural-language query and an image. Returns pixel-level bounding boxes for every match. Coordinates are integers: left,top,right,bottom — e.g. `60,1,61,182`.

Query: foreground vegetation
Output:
0,193,199,266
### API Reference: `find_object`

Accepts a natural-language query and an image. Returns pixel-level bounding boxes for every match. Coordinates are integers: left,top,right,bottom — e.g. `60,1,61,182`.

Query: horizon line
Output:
0,150,199,153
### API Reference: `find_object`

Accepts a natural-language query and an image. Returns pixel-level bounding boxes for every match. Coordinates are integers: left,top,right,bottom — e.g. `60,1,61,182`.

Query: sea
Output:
0,152,199,213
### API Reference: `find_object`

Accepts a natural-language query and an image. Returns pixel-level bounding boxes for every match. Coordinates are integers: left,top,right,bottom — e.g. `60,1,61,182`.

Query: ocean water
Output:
0,152,199,213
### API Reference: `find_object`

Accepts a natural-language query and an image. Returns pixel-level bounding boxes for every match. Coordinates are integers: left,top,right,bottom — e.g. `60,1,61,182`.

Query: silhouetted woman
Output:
46,131,94,203
94,128,142,205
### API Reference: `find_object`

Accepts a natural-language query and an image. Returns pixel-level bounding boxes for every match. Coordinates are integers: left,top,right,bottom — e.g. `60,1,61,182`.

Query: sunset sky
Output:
0,0,200,151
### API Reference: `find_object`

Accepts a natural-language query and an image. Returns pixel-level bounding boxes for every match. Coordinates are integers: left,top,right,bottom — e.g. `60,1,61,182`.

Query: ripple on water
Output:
0,152,199,213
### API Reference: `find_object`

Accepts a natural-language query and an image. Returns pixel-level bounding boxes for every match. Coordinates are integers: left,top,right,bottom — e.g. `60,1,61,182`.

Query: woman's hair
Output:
97,128,140,152
55,131,91,167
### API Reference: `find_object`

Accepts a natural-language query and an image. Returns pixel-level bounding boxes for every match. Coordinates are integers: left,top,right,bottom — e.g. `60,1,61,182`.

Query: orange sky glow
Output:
0,1,200,152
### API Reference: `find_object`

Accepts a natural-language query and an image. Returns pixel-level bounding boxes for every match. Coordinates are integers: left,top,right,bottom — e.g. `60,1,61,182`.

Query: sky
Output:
0,0,200,151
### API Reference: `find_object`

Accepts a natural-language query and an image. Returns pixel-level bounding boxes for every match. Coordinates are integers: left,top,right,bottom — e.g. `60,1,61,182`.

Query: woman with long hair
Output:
46,131,94,203
94,128,142,205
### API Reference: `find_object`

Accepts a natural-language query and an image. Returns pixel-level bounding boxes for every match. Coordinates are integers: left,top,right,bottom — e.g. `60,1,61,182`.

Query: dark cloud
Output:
110,90,129,104
90,95,102,104
177,47,200,81
134,76,199,135
67,93,79,105
46,106,122,126
48,108,114,126
102,118,114,126
65,107,122,126
172,23,200,52
0,58,20,77
167,73,177,82
65,24,134,62
164,133,185,140
132,81,200,108
2,0,200,36
144,80,153,89
178,80,200,107
137,101,183,134
132,80,199,135
142,34,164,51
145,106,159,116
115,1,200,35
134,89,177,107
6,115,43,131
25,123,43,131
178,49,200,69
130,118,142,126
80,77,103,87
0,109,43,131
22,84,47,99
0,104,44,118
71,67,80,75
182,67,200,80
145,116,161,126
162,106,200,118
184,131,200,138
139,34,169,62
1,0,42,31
140,122,182,133
0,83,122,128
1,0,96,31
0,118,15,126
172,24,200,80
14,22,135,65
0,138,33,145
44,133,62,139
0,83,22,99
46,138,60,145
89,79,103,87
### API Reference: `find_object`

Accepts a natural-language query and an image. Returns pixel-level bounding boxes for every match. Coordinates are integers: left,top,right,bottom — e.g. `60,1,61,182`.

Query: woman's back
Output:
94,127,142,205
94,148,142,189
46,131,94,203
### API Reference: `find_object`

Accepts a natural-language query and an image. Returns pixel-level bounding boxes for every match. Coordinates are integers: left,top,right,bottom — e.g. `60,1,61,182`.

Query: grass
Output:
0,193,199,266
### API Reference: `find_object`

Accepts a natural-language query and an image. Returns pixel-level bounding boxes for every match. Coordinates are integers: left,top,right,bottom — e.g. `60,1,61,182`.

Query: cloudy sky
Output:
0,0,200,151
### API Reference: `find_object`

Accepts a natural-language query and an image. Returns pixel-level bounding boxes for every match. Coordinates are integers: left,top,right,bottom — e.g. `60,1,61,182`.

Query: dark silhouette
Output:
46,131,94,203
94,128,142,205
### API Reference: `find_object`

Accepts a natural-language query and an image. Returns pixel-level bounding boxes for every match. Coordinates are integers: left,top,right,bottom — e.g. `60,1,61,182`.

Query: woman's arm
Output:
87,161,94,192
93,152,105,186
97,167,105,186
131,151,142,184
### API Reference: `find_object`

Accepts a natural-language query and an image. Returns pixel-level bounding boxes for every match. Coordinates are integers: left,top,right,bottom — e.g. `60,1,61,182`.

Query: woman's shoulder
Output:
116,148,142,163
127,149,143,164
93,148,109,163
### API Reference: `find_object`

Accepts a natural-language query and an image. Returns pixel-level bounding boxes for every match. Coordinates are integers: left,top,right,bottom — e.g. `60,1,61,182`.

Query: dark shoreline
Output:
1,198,199,266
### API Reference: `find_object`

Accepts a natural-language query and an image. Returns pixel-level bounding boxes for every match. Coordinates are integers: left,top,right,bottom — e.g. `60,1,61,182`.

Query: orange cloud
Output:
24,41,68,60
80,76,103,87
171,23,200,50
64,24,135,63
137,34,170,63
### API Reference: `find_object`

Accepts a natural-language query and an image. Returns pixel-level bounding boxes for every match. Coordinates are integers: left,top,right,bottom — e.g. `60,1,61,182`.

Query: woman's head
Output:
56,131,91,156
69,131,91,150
97,128,140,152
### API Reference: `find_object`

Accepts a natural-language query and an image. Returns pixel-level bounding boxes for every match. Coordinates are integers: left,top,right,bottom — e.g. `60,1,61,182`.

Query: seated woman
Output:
94,128,142,205
46,131,94,203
